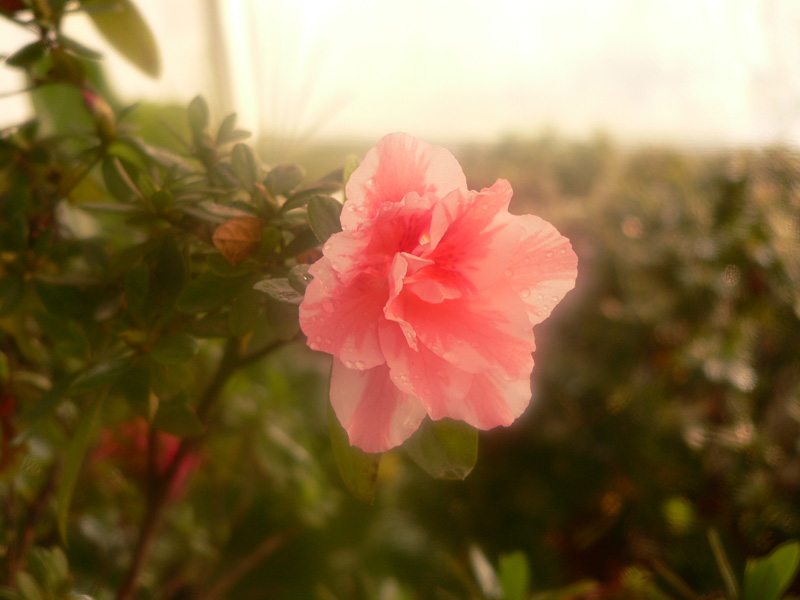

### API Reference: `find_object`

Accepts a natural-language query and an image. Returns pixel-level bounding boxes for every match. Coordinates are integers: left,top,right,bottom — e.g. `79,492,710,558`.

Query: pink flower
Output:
299,133,578,453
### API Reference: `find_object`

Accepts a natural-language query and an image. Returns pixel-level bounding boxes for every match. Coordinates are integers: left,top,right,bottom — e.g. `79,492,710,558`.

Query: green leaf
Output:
57,393,105,542
151,332,199,365
153,396,203,437
124,263,149,320
253,278,303,305
288,264,312,294
308,195,343,243
5,41,47,69
281,182,342,213
35,312,89,358
260,297,300,342
152,234,186,306
281,227,319,259
499,552,530,600
15,572,43,600
231,143,260,190
266,163,305,197
229,288,261,337
187,95,209,140
328,401,380,504
35,279,97,321
342,153,361,202
743,541,800,600
58,34,104,60
176,273,249,314
80,0,161,77
114,362,153,419
69,356,131,395
0,271,25,316
404,418,478,480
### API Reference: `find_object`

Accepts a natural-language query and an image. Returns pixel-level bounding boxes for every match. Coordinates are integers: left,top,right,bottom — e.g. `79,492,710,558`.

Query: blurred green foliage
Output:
2,1,800,599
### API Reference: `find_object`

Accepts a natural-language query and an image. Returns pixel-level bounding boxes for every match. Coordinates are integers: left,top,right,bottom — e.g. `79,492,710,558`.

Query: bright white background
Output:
2,0,800,146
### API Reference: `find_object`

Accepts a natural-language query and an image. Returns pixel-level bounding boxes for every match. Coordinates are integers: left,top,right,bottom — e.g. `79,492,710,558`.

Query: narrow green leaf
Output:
15,572,43,600
499,552,530,600
404,418,478,480
151,332,199,365
69,357,131,395
187,95,209,140
281,182,342,213
253,278,303,305
231,143,260,190
124,263,149,319
342,153,361,202
308,195,343,243
58,393,105,542
153,396,203,438
328,401,380,504
216,113,237,145
58,34,104,60
80,0,161,77
5,41,47,69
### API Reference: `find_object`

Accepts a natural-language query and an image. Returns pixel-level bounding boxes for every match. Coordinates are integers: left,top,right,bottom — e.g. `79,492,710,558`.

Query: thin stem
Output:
708,528,739,600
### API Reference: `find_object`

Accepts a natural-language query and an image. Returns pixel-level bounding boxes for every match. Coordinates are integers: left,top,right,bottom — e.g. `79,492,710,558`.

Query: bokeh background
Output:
3,1,800,598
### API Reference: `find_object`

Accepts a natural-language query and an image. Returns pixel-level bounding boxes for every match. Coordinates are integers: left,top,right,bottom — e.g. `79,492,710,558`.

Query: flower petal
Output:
453,369,532,430
343,132,467,230
506,215,578,325
378,320,473,418
299,258,387,369
403,282,535,379
330,359,426,453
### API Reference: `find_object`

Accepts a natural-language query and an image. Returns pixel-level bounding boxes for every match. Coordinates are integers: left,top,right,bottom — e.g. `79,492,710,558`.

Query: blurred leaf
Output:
14,572,43,600
267,163,305,197
261,297,300,341
114,362,153,418
253,278,303,305
288,264,312,294
342,153,360,202
69,356,131,395
212,216,262,266
531,581,599,600
152,234,186,306
216,113,250,146
57,392,104,542
0,270,25,316
307,195,343,243
35,312,89,358
328,401,380,504
469,545,501,599
187,95,209,141
35,279,97,321
153,395,203,437
5,41,47,69
282,182,342,213
743,541,800,600
229,288,261,337
80,0,161,77
499,552,530,600
58,34,104,60
281,227,319,259
404,418,477,480
124,263,149,320
231,143,260,190
151,332,199,365
177,273,248,314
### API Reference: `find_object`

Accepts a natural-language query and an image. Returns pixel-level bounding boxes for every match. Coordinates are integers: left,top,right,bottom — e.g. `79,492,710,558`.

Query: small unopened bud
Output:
82,88,116,141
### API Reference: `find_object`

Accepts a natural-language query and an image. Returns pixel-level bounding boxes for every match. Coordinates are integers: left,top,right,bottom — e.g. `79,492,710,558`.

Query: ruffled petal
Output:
330,359,426,453
452,369,533,430
505,215,578,325
299,258,387,369
402,282,535,379
419,180,521,296
378,321,473,418
342,132,467,231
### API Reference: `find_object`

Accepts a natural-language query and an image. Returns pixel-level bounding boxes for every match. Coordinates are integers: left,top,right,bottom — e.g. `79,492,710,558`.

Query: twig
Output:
115,337,288,600
197,532,291,600
708,528,739,600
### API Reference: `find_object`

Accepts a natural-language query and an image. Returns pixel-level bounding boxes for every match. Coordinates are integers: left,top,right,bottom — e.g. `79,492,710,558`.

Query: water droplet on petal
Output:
504,268,513,278
355,360,366,369
537,294,544,300
344,360,355,368
520,288,531,298
443,351,460,364
522,257,531,264
559,248,567,254
551,296,558,302
322,298,336,313
545,251,554,258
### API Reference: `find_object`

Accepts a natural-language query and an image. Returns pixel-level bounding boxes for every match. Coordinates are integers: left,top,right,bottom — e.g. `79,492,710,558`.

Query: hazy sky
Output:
2,0,799,146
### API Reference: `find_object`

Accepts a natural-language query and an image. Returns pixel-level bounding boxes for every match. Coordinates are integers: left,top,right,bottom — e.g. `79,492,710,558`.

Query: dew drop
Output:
314,335,323,343
504,268,513,278
559,248,567,254
323,242,332,251
551,296,558,302
522,257,531,264
355,360,366,369
520,288,531,298
537,294,544,300
443,351,460,364
324,337,333,345
545,251,554,258
322,298,336,313
343,360,355,368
